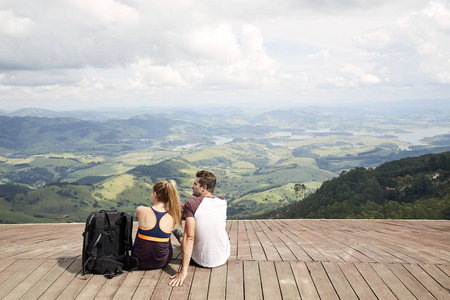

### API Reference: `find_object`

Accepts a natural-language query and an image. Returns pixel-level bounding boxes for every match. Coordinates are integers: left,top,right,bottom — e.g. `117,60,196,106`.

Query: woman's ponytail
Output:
166,180,181,227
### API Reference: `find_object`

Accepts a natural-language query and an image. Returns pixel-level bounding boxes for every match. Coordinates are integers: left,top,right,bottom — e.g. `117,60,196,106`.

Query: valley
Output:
0,101,449,223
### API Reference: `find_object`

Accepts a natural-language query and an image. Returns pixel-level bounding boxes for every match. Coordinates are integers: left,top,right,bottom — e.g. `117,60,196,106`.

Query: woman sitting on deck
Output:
132,180,181,270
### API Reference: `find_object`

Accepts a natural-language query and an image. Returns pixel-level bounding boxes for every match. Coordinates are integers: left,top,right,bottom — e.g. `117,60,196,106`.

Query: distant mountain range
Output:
1,99,449,121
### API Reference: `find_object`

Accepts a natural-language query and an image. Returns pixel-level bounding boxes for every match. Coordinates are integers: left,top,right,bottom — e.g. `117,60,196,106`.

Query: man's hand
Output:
169,269,187,287
170,217,195,287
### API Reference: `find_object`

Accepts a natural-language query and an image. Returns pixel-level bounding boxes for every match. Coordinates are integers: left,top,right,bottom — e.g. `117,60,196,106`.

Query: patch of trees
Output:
0,183,31,197
7,167,55,186
194,157,233,167
75,176,111,185
266,151,450,220
254,164,297,175
128,159,190,181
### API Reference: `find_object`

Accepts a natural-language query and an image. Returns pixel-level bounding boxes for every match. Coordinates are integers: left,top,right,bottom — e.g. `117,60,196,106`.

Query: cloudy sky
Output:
0,0,449,111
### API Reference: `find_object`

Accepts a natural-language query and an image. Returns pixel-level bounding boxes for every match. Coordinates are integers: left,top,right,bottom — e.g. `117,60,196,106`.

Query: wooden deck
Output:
0,219,449,299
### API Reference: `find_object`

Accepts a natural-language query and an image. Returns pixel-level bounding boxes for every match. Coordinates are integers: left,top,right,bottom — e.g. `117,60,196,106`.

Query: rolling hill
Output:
260,152,450,220
1,104,450,223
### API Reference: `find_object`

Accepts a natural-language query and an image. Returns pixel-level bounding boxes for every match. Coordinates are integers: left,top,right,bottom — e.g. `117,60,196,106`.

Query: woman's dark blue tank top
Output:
131,207,173,270
137,207,171,241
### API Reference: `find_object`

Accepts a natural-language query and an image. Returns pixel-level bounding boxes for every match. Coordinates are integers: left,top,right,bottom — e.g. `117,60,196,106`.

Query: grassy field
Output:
1,112,449,223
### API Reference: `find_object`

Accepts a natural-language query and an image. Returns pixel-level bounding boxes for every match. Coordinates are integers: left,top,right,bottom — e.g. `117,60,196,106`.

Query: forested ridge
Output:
264,151,450,219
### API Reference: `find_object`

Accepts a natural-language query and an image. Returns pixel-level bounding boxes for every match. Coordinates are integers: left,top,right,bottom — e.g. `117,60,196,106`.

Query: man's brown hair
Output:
196,170,217,193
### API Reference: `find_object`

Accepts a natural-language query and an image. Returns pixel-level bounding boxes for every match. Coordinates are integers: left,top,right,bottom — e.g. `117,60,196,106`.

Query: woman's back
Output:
136,206,174,233
132,207,173,269
131,179,181,270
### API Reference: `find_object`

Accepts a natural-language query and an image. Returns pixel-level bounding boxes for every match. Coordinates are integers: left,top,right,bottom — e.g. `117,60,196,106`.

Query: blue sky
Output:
0,0,449,110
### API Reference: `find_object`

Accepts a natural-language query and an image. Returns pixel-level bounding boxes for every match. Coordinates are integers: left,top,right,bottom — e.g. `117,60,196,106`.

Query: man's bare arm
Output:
169,217,195,287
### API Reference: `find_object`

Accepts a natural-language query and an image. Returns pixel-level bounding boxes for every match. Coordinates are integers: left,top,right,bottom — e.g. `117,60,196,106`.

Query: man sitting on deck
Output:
169,170,230,287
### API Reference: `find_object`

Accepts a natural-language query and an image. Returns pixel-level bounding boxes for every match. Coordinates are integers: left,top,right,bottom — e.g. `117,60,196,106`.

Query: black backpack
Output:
82,210,137,278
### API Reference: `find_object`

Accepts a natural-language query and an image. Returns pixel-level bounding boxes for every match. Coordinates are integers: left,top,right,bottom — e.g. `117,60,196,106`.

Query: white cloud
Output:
350,0,450,86
0,10,33,35
70,0,140,27
126,23,278,91
326,64,381,87
307,50,330,60
185,23,241,64
129,58,189,89
0,0,449,110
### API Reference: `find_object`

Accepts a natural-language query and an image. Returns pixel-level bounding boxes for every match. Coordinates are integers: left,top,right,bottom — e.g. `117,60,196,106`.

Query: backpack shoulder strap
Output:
122,212,133,253
91,211,106,249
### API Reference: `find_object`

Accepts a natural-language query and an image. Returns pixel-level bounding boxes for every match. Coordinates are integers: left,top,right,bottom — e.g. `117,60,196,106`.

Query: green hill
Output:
262,152,450,219
1,107,450,223
0,153,331,223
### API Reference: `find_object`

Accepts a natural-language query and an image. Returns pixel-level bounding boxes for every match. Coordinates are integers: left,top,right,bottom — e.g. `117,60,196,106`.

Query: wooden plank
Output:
0,258,44,299
255,220,272,232
348,241,402,263
322,261,358,300
438,264,450,277
337,262,377,300
246,230,266,261
249,220,263,231
150,262,187,300
228,221,238,261
187,267,211,300
0,259,29,289
74,273,108,300
376,245,423,264
243,261,262,300
295,242,327,262
259,261,282,300
264,220,286,231
226,260,243,300
403,264,450,300
354,263,396,300
306,262,339,300
238,220,246,231
322,230,376,263
171,236,183,260
3,259,58,300
167,264,195,300
225,220,232,232
316,229,372,263
131,269,162,300
281,219,314,232
237,230,252,260
38,258,82,299
287,231,328,261
20,258,74,300
111,270,144,300
255,231,281,261
290,261,320,300
274,261,301,299
0,258,16,272
316,248,345,263
420,264,450,291
387,263,435,300
0,220,449,300
264,230,297,261
272,230,312,261
370,262,416,300
95,271,129,300
55,272,92,300
207,264,227,300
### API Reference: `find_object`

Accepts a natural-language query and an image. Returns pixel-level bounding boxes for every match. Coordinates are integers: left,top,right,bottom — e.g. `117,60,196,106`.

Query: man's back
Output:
183,196,230,268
